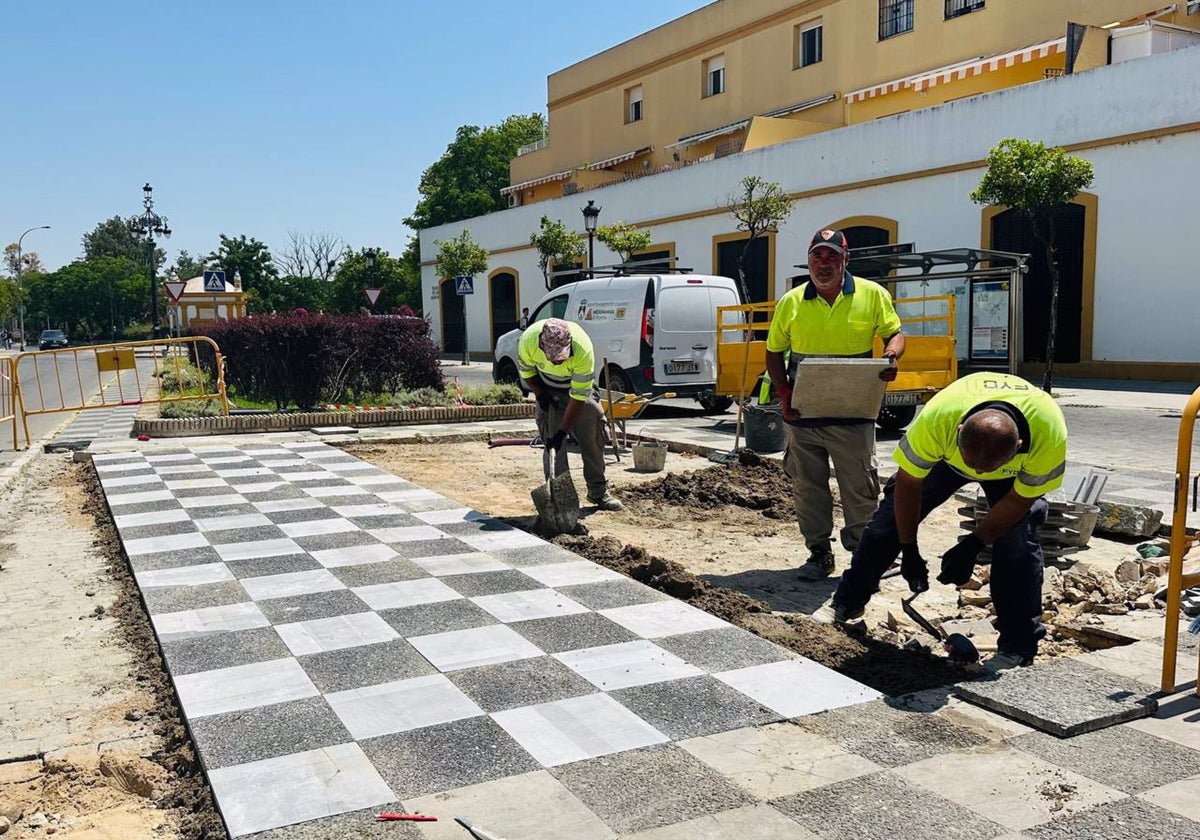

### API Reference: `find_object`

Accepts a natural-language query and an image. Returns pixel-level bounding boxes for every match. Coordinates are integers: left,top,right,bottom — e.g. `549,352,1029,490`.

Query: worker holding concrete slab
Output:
815,372,1068,674
766,228,906,581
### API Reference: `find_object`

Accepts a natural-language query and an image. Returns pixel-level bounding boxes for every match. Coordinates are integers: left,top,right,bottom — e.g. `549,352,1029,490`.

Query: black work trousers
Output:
834,462,1048,659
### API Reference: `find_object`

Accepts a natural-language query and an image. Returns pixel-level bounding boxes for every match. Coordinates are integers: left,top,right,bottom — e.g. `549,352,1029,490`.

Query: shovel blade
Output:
531,472,580,535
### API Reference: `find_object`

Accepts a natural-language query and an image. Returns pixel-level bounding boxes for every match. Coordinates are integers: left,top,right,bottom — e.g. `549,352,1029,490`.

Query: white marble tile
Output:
555,640,703,691
715,659,881,718
366,525,448,543
95,460,152,473
199,455,253,466
241,569,346,601
493,693,668,767
327,674,483,740
521,560,624,588
409,625,543,672
472,590,589,623
278,518,360,538
174,657,318,719
311,543,399,568
124,531,209,557
178,493,249,509
100,473,162,488
113,508,190,528
233,481,288,495
412,553,508,576
322,461,379,473
213,537,304,562
240,447,293,455
194,513,273,532
352,578,461,610
152,601,270,643
375,488,444,503
135,563,235,589
298,449,348,460
344,474,408,486
302,485,368,498
154,464,214,475
93,452,145,462
458,530,547,552
253,498,323,513
600,601,728,638
275,612,399,656
412,507,487,525
330,503,406,518
165,477,228,490
254,458,307,468
105,489,176,507
284,471,333,482
144,453,198,463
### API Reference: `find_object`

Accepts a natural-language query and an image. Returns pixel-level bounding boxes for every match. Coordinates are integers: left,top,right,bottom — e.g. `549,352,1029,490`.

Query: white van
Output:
492,272,742,413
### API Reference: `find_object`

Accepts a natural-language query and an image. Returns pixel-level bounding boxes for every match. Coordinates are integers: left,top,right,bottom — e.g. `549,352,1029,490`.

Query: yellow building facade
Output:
505,0,1197,206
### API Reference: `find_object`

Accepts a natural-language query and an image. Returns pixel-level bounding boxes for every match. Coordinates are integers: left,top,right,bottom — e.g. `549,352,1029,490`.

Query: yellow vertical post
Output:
1161,386,1200,694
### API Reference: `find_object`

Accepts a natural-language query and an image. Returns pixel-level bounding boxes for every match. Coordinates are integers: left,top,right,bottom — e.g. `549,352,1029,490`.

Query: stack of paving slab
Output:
956,490,1099,565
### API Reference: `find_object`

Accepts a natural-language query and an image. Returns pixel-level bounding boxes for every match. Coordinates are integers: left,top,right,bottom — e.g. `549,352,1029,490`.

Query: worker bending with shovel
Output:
814,372,1067,674
518,318,623,511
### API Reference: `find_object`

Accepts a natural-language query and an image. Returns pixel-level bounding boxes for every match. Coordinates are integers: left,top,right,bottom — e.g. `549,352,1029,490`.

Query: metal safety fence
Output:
1161,384,1200,694
0,356,21,450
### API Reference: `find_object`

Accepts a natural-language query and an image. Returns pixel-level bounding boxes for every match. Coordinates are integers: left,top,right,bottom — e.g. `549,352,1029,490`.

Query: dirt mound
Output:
620,450,797,520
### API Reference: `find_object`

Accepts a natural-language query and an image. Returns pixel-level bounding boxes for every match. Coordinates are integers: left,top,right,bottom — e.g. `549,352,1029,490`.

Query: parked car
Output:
39,329,68,351
492,270,742,413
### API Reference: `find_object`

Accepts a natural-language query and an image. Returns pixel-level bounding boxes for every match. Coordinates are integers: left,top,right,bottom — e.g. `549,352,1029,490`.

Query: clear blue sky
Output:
2,0,702,271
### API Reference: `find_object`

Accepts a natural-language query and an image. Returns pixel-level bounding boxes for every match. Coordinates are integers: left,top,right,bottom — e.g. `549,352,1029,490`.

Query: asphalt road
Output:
0,348,109,467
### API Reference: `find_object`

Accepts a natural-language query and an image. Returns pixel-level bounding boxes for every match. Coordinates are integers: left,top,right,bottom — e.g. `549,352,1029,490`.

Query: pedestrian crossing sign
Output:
203,270,226,292
455,276,474,296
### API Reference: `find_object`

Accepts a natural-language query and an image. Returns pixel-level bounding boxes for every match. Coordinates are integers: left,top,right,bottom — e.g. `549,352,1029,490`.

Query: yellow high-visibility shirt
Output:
517,320,595,402
766,273,902,358
894,372,1067,498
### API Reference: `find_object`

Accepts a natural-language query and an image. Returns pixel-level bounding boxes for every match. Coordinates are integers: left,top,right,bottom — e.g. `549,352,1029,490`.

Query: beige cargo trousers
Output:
782,422,881,554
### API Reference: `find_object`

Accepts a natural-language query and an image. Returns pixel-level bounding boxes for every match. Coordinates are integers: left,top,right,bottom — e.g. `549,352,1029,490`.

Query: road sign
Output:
203,270,226,292
163,280,187,303
363,288,383,307
455,275,474,296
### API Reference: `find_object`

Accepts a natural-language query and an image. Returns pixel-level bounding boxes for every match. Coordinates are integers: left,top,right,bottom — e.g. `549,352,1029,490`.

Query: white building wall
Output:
420,46,1200,367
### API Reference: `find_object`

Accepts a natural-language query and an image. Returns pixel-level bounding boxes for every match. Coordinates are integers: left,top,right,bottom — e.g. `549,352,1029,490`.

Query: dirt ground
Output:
0,455,223,840
349,438,1146,696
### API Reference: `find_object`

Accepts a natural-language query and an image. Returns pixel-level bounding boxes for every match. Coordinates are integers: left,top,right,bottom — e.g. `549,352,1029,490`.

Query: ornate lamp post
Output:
127,183,171,339
582,200,601,278
16,225,50,350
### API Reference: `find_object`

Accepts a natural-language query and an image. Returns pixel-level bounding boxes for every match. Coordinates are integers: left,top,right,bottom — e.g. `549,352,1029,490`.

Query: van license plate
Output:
885,392,922,406
665,361,700,375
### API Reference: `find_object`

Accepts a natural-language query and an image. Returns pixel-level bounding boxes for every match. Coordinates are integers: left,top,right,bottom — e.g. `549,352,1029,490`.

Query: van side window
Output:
532,296,569,322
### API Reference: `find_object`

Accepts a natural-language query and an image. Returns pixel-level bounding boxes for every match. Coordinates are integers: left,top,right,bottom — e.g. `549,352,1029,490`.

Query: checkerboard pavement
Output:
94,440,1200,839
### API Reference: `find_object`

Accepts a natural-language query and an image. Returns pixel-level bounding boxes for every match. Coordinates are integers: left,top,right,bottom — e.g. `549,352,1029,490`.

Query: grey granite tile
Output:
361,716,539,799
204,525,291,545
610,675,780,739
239,804,421,839
293,531,384,552
101,498,183,516
447,656,596,713
440,570,541,597
118,519,201,542
298,639,436,694
551,744,754,834
260,506,340,525
388,537,479,560
556,578,670,610
487,544,583,568
245,485,311,502
171,485,240,499
141,580,250,615
345,514,423,530
257,590,372,624
1023,797,1200,840
396,497,463,513
771,771,1004,840
956,657,1157,737
795,700,989,768
1010,725,1200,794
509,612,638,654
377,599,497,637
437,519,517,537
328,560,430,588
159,626,290,676
158,470,220,483
189,696,352,770
655,627,794,673
225,554,324,580
127,547,225,573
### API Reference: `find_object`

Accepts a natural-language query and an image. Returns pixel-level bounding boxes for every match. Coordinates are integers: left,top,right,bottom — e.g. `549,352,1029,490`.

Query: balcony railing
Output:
945,0,985,20
516,137,548,156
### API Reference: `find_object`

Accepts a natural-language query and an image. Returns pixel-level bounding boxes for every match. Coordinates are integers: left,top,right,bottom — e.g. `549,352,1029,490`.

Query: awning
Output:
845,55,985,103
665,118,751,150
760,92,838,118
500,169,573,196
587,146,653,170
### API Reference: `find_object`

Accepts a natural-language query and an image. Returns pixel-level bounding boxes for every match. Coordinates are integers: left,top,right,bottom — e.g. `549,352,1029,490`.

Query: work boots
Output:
811,599,865,625
796,545,836,581
588,492,624,511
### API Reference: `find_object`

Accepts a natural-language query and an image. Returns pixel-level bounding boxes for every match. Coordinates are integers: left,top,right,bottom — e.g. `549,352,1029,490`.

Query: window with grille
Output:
879,0,914,40
798,19,823,67
945,0,984,19
705,54,725,97
626,85,643,123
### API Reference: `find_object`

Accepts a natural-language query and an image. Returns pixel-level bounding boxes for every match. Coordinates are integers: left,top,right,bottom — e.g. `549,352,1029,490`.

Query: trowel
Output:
902,592,980,663
531,445,580,536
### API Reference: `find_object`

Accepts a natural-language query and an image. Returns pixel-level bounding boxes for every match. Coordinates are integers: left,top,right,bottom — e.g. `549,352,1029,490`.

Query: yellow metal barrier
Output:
15,337,229,445
1160,384,1200,694
0,356,21,450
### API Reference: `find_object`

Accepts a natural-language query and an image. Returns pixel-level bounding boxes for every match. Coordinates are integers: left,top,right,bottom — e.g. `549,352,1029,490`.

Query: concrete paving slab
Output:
141,579,250,615
1128,690,1200,751
654,627,795,673
956,658,1157,737
327,559,430,587
1138,773,1200,822
188,696,352,770
556,578,672,610
377,598,497,637
447,656,596,713
620,803,819,839
610,676,781,739
159,626,292,676
257,589,372,624
241,803,419,839
297,638,436,694
493,692,669,767
1021,797,1200,840
716,660,881,719
509,612,640,653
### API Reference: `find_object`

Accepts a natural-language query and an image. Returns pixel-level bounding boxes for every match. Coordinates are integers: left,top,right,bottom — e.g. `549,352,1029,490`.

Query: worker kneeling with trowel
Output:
814,372,1066,675
518,318,623,512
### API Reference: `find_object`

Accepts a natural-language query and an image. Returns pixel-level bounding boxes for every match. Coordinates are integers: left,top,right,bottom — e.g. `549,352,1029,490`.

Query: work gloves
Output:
545,429,567,452
535,391,554,412
879,352,899,382
777,382,797,421
938,533,985,587
899,542,929,594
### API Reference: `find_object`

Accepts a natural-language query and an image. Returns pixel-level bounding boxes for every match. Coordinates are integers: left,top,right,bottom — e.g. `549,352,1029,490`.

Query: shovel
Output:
531,444,580,535
901,592,979,663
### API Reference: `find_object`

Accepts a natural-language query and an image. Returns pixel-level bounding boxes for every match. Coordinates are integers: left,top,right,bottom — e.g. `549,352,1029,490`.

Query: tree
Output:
82,216,161,265
434,230,489,280
328,248,418,315
971,138,1094,392
172,250,206,279
3,243,44,277
398,235,423,315
275,230,346,281
529,216,585,290
404,113,546,231
726,175,795,303
206,234,278,313
596,222,653,264
24,257,145,339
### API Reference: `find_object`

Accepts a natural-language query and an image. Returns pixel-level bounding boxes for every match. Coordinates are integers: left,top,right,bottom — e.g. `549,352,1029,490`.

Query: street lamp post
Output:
16,225,50,351
127,183,171,339
582,200,601,279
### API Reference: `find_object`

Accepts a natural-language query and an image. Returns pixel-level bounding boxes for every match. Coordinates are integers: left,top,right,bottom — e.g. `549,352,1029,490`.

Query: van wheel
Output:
494,359,519,386
877,404,916,432
697,395,734,414
602,367,634,397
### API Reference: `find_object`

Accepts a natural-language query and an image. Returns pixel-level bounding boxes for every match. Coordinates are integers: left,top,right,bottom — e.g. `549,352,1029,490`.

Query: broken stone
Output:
1115,560,1142,584
1085,602,1129,616
960,574,984,591
885,611,906,632
1095,501,1163,539
1063,586,1088,604
26,813,47,830
903,634,936,652
1134,593,1155,610
941,617,996,637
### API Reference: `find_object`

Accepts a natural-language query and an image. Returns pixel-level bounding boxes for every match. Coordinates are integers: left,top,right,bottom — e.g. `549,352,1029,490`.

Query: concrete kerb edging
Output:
131,403,535,438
